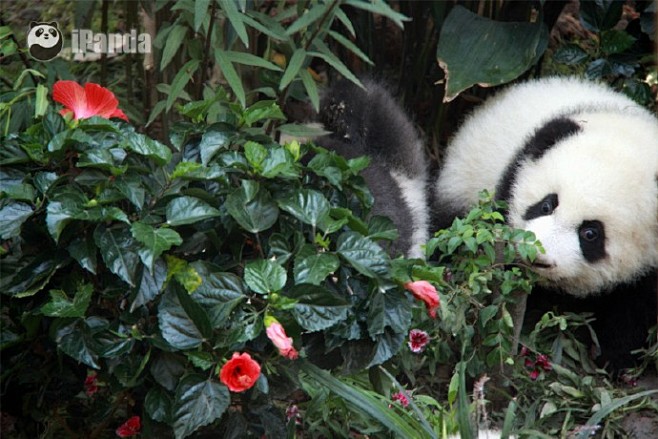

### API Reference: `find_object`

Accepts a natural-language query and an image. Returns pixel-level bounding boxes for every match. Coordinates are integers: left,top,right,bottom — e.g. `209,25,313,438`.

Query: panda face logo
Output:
27,22,63,61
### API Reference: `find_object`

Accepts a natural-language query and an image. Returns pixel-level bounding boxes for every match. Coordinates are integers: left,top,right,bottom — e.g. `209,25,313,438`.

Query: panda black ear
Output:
29,22,38,29
524,117,581,160
48,22,59,29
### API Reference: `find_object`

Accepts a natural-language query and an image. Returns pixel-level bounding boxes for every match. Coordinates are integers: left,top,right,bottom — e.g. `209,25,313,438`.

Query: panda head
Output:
27,22,63,61
502,111,658,296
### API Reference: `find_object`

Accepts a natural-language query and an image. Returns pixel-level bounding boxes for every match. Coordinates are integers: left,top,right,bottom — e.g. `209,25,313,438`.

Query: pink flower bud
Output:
265,318,299,360
404,281,440,318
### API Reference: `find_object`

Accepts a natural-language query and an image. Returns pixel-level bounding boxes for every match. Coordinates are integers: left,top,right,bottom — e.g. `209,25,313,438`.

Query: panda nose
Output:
532,255,555,270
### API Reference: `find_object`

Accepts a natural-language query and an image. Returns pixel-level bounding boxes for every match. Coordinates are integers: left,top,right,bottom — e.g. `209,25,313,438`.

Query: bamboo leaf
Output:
220,0,249,48
215,48,246,107
279,48,307,91
161,24,188,70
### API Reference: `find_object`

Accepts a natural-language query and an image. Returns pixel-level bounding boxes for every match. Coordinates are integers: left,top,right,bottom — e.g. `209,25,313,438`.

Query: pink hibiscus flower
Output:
53,80,128,121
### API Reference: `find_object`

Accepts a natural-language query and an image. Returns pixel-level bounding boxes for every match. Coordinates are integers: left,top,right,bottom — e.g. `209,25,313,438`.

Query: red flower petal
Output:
52,80,129,121
53,80,88,119
116,416,141,437
219,352,261,393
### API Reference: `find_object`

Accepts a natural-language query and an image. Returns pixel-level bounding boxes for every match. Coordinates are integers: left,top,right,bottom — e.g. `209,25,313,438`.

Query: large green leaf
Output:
336,231,389,278
293,252,340,285
131,222,183,270
225,181,279,233
285,284,350,331
367,290,412,337
68,236,98,274
55,319,103,369
173,375,230,439
122,132,172,165
278,189,330,228
436,5,547,102
199,123,233,166
2,252,68,297
131,259,167,311
165,196,221,226
0,201,33,239
158,287,206,350
244,259,286,294
94,226,140,287
160,24,187,70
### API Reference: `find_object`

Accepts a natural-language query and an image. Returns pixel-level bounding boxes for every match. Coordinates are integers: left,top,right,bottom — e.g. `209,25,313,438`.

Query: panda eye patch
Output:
578,220,606,262
36,28,44,37
523,193,558,220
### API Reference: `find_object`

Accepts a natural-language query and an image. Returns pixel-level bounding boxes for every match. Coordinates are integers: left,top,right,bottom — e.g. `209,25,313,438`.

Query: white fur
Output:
436,77,658,295
391,167,429,258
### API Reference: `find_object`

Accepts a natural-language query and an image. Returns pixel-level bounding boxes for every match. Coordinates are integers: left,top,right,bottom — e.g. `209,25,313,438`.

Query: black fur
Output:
578,220,606,263
317,79,428,257
497,117,581,202
523,193,559,220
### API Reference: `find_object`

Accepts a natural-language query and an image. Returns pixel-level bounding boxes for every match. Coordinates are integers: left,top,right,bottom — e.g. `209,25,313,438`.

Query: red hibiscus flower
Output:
115,416,140,437
408,329,430,353
219,352,261,393
265,317,299,360
404,281,440,318
53,80,128,121
84,371,99,397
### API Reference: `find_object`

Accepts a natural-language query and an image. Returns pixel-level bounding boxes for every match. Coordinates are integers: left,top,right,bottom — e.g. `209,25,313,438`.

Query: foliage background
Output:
1,1,657,438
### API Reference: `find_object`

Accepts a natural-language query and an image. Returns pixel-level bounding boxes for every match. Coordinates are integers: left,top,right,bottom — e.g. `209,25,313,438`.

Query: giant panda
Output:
317,79,430,258
434,76,658,370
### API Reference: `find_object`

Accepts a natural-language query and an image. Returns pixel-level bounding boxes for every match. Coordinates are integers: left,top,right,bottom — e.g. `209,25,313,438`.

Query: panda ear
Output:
48,22,59,29
29,21,38,29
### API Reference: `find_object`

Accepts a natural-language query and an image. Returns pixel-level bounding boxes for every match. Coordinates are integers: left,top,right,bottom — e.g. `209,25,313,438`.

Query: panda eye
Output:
49,29,57,36
523,193,558,220
541,200,553,215
36,28,44,37
580,227,598,242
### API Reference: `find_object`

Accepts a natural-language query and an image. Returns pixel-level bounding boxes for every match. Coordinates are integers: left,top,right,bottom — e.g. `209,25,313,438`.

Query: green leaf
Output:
242,100,285,127
579,0,623,32
166,196,221,227
224,50,283,71
337,231,389,277
285,2,329,35
131,222,183,270
279,48,307,90
158,287,205,350
553,43,589,65
220,0,249,48
310,40,363,89
166,59,201,111
41,284,93,318
68,236,98,274
285,284,350,331
437,5,547,102
0,201,33,239
299,68,320,111
328,30,373,65
244,141,267,172
244,259,286,294
1,252,68,297
173,376,230,439
123,132,172,165
367,290,412,337
344,0,410,29
300,362,425,438
215,48,246,107
600,29,635,55
198,123,233,166
225,181,279,233
131,259,167,311
94,226,140,287
55,319,101,369
293,252,340,285
145,387,172,423
161,24,188,70
165,255,203,294
278,189,330,227
194,0,211,31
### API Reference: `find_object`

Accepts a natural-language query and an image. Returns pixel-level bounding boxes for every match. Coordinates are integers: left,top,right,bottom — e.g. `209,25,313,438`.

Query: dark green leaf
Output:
293,252,340,285
225,181,279,233
279,48,307,90
131,259,167,311
2,252,68,297
278,189,330,227
553,43,589,65
158,287,205,350
131,222,183,270
336,231,389,277
285,284,350,331
220,0,249,48
166,196,221,226
123,132,172,165
579,0,624,32
437,5,547,102
55,320,101,369
600,29,636,55
0,201,33,239
68,236,98,274
367,290,412,337
199,123,233,166
193,0,211,31
215,48,246,107
242,100,285,127
285,2,329,35
94,226,140,287
161,24,187,70
173,376,230,439
146,387,173,423
244,259,286,294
